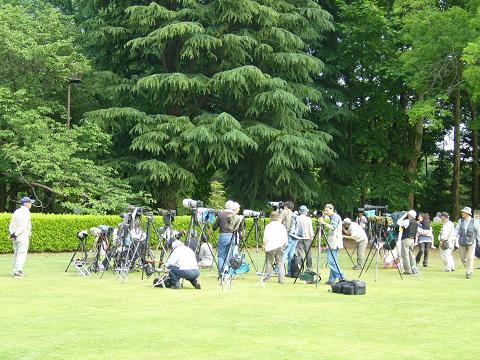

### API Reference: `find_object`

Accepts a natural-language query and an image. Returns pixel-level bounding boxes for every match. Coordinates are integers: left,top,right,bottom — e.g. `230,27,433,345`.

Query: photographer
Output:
291,205,314,272
319,204,345,284
396,210,418,275
342,218,368,270
165,240,201,289
278,201,297,275
9,197,35,277
213,200,244,275
262,211,288,283
197,236,213,268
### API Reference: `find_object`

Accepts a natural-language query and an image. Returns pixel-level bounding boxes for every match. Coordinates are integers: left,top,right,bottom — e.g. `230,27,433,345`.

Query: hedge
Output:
0,213,446,254
0,213,270,253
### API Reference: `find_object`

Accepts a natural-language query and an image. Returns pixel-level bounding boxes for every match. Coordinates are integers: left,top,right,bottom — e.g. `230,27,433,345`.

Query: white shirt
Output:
9,206,32,238
166,241,199,270
198,242,213,265
263,220,288,252
348,222,368,242
440,220,455,243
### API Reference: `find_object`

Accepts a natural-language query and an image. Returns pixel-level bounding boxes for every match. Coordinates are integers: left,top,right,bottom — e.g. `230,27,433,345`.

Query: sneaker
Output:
402,271,412,275
191,279,201,289
352,266,361,270
261,275,271,283
466,273,472,279
171,282,182,289
444,269,451,272
13,271,24,278
325,280,335,285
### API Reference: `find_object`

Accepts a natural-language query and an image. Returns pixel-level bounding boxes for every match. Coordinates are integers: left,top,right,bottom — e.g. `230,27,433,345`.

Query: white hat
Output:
461,207,473,216
299,205,309,214
225,200,234,210
343,218,352,225
408,210,417,218
232,202,240,210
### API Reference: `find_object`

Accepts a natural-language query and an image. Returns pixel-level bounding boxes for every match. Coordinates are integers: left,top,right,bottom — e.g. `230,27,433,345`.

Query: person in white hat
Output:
396,210,419,275
454,206,480,279
9,196,35,277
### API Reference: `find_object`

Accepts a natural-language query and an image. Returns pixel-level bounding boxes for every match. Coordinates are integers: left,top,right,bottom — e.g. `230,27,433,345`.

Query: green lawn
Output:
0,249,479,360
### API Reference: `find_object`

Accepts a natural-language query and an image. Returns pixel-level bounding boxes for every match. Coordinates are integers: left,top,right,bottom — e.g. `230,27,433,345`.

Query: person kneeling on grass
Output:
166,240,201,289
262,211,288,284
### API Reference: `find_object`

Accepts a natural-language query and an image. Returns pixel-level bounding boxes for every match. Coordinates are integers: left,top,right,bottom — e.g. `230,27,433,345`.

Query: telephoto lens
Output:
182,198,203,209
243,210,265,218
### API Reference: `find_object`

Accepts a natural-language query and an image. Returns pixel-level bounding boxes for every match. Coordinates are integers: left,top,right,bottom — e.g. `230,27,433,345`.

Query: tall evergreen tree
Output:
82,0,335,207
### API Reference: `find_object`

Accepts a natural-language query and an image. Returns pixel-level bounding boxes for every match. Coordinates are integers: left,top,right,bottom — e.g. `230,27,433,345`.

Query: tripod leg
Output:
359,241,375,278
294,234,317,284
65,241,82,272
343,246,356,267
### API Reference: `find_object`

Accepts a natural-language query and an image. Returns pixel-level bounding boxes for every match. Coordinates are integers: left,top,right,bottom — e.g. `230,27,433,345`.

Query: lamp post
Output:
67,76,82,129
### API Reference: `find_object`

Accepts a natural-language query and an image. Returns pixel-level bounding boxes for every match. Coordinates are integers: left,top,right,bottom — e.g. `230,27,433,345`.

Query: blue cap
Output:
20,197,35,205
299,205,309,214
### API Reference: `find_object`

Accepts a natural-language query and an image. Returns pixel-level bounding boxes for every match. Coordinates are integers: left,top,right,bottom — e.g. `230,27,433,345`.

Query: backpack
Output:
384,229,397,250
291,254,303,278
289,216,305,239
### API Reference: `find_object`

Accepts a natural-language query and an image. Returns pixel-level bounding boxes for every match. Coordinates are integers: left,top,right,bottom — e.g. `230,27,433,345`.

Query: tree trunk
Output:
471,100,479,211
407,93,425,208
0,181,6,212
452,90,461,221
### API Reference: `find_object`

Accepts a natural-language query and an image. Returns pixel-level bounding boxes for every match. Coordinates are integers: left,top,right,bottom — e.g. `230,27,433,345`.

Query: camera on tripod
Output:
268,201,285,211
243,209,265,218
182,198,203,209
159,209,176,225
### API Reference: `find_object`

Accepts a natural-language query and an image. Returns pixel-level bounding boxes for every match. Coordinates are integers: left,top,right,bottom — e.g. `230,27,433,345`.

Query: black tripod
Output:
359,224,403,281
219,230,241,290
65,231,89,273
185,209,218,270
239,216,265,273
294,219,346,286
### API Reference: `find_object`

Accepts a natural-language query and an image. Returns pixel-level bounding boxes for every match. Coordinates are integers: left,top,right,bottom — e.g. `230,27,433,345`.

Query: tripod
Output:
293,218,344,287
239,216,265,274
219,230,241,290
359,225,404,281
65,231,89,274
186,209,218,270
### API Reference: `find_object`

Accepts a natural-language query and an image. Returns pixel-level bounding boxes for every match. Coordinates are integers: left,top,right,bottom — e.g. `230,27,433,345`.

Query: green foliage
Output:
81,0,336,207
0,213,269,253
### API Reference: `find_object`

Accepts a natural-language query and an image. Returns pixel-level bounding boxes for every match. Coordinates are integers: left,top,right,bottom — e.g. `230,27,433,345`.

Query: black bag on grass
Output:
331,280,366,295
291,254,302,278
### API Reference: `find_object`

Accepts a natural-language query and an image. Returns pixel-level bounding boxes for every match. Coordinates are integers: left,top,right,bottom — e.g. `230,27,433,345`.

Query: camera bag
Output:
331,280,366,295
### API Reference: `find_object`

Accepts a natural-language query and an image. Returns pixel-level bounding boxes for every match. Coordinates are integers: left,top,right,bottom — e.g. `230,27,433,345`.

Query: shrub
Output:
0,213,270,253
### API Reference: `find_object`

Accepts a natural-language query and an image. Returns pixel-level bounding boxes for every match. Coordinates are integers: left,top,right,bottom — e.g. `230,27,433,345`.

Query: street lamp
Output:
67,76,82,129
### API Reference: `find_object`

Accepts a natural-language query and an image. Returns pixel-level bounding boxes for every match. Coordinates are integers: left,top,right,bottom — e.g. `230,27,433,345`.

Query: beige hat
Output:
270,211,280,221
461,206,473,216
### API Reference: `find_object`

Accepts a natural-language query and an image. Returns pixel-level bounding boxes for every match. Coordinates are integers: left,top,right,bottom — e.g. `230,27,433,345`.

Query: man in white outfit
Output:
9,197,35,277
439,212,456,272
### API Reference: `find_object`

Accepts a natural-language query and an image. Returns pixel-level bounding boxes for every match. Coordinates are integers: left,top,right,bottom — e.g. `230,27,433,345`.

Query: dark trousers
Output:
168,266,200,286
416,242,431,266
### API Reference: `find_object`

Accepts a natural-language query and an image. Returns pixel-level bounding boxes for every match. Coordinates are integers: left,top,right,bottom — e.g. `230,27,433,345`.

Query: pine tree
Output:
82,0,335,207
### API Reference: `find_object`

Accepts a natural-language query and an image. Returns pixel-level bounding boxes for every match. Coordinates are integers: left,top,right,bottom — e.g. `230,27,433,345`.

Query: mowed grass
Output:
0,248,479,360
